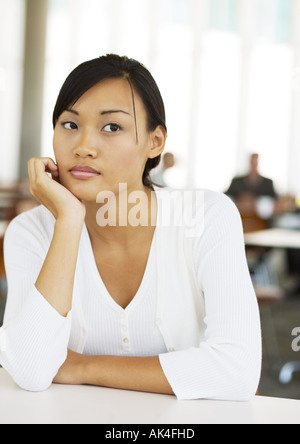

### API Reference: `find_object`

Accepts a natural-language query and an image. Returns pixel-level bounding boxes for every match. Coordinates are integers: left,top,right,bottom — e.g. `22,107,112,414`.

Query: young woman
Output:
0,55,261,400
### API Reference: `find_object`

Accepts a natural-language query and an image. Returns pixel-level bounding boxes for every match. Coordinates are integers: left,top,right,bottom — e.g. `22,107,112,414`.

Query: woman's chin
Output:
62,182,101,203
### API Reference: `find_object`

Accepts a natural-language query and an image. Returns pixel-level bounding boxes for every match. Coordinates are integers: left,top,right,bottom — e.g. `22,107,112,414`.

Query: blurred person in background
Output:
226,153,277,202
151,152,175,187
225,153,289,232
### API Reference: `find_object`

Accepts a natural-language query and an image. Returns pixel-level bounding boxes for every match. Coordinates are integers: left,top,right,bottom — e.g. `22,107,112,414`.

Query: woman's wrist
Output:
81,355,101,386
76,354,90,385
55,209,85,231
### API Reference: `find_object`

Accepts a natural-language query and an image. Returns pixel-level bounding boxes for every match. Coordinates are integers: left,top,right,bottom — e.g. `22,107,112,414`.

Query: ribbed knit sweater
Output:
0,188,261,400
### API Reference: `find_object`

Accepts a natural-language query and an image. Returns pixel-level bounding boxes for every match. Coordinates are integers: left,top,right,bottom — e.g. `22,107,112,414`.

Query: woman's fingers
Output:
28,157,59,186
27,157,85,221
33,157,58,176
43,158,60,180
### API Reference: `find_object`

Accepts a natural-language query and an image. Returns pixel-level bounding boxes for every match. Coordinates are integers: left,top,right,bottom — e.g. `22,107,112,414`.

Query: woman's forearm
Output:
54,351,174,395
83,355,174,395
28,156,86,318
35,217,84,317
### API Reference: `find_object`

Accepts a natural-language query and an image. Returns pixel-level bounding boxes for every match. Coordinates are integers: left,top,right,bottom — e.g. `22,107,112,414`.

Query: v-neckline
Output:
82,187,160,313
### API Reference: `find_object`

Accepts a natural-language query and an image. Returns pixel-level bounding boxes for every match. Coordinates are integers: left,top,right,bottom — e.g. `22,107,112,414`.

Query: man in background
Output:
226,153,277,200
226,153,278,232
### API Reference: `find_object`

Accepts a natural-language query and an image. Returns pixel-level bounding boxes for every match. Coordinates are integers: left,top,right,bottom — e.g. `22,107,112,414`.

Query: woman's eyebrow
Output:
65,108,79,115
64,108,132,117
65,108,133,117
100,109,133,117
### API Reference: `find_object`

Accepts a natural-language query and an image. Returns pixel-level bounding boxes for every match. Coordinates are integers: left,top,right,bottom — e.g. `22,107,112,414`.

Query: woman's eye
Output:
103,123,121,133
62,122,77,130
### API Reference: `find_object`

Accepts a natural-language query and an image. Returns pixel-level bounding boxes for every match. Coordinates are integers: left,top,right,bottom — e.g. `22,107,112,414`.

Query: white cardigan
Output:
0,188,261,400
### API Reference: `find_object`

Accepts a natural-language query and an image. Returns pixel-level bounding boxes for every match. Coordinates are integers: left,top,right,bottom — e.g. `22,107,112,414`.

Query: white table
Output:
245,228,300,249
0,369,299,424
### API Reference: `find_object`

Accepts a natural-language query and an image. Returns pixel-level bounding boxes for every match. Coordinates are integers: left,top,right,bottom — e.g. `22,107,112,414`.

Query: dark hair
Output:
53,54,167,188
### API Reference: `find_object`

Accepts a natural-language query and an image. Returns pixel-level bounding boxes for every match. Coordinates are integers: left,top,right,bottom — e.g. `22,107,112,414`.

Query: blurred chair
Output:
0,225,8,326
0,234,5,279
249,250,284,373
235,195,269,234
279,362,300,384
0,181,38,326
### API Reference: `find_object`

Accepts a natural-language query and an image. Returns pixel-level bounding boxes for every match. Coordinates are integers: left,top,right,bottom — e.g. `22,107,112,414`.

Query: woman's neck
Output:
84,184,157,248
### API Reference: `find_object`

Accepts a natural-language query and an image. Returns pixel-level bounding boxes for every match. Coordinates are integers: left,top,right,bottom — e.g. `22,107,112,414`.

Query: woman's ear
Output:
148,125,167,159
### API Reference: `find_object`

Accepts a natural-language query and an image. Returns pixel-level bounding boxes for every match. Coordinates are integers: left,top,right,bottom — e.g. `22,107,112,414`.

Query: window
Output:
210,0,238,33
41,0,297,195
256,0,292,44
245,0,293,193
0,0,25,184
193,16,241,191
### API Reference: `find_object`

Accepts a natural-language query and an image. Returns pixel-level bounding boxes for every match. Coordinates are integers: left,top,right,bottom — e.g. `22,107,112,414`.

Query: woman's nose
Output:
74,145,97,158
73,132,98,158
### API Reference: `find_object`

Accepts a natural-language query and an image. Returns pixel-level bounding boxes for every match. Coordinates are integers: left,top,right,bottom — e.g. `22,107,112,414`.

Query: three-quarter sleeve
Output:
0,209,72,391
159,192,262,401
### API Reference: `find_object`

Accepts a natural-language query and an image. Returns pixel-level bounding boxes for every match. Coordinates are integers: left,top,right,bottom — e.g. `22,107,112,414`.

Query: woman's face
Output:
53,77,158,201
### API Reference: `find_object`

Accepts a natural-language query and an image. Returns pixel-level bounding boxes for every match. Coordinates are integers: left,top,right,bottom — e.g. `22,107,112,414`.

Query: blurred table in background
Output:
245,228,300,250
0,190,19,221
0,181,37,222
0,182,37,326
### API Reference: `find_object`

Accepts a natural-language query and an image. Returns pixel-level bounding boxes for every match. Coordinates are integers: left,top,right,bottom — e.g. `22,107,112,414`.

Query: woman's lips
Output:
69,165,101,180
